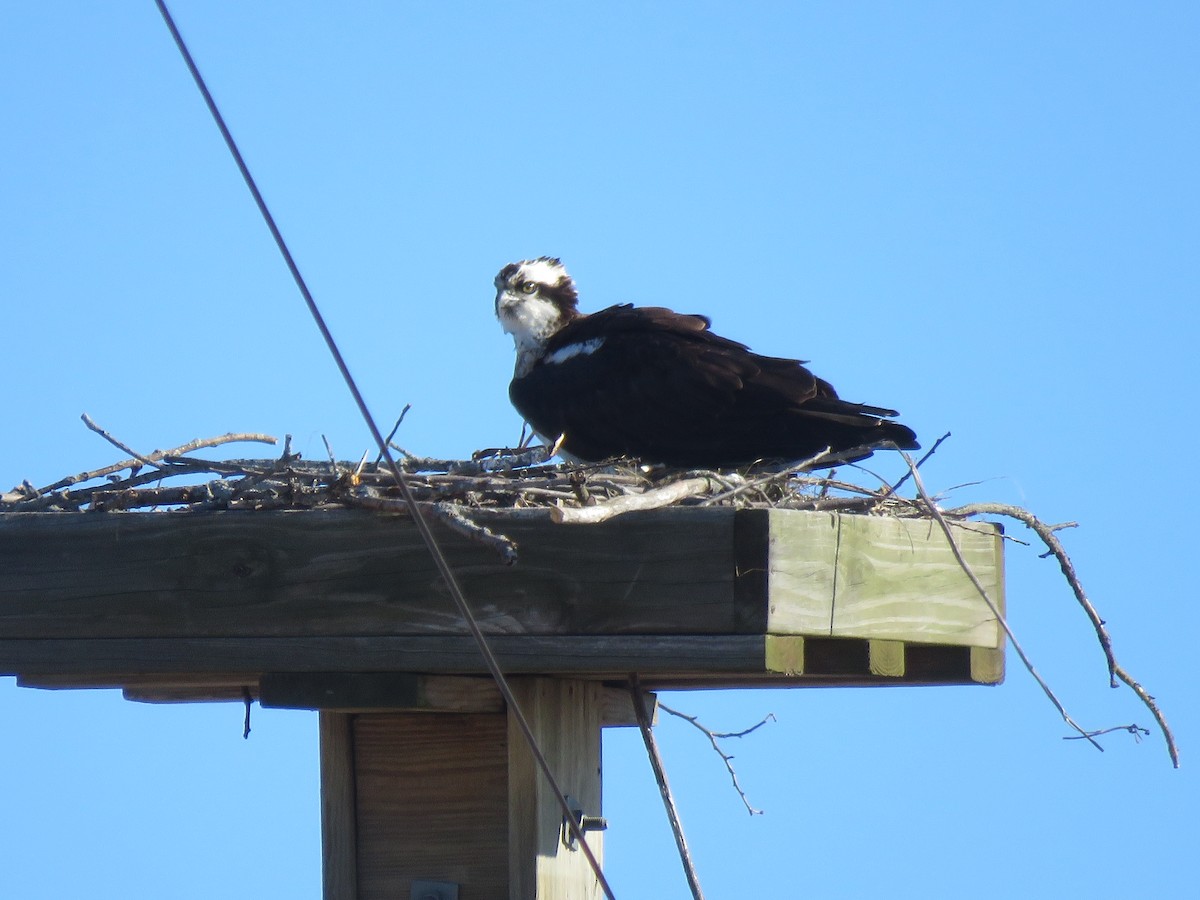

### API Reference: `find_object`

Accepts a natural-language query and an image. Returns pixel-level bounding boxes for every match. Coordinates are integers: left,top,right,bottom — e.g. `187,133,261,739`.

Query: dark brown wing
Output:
509,304,916,467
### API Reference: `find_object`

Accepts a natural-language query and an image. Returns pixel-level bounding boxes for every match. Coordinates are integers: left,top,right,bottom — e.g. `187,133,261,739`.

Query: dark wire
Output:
152,3,615,895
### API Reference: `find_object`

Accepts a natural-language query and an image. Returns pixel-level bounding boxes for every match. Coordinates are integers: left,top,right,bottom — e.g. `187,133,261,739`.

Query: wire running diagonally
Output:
152,3,615,895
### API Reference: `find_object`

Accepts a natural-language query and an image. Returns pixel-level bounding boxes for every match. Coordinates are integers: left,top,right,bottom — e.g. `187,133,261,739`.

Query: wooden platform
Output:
1,505,1006,898
0,506,1005,696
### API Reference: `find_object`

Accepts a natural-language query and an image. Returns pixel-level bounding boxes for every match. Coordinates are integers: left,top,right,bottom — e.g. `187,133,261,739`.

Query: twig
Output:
322,435,339,470
569,469,595,507
903,455,1106,752
344,491,518,564
629,676,707,900
658,702,773,816
376,404,411,465
80,413,162,469
817,468,835,499
946,500,1180,768
1064,724,1151,742
551,476,714,524
401,447,552,475
36,427,277,495
90,481,239,511
425,502,518,565
708,717,777,740
698,448,834,506
881,430,951,498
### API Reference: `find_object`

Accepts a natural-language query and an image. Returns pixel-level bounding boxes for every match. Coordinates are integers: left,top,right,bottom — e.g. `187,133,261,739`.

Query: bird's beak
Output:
495,289,515,318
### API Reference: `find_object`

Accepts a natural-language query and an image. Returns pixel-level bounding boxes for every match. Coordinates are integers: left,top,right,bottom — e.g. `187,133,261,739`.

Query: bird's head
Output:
494,257,579,352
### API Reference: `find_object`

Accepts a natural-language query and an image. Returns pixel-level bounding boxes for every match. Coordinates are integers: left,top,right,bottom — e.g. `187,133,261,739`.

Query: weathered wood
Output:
17,672,657,727
5,504,1008,900
508,678,604,900
0,507,1005,688
0,508,740,638
0,635,775,677
262,673,505,714
0,634,994,688
260,673,657,726
319,712,358,900
601,686,659,728
354,712,510,899
18,672,258,703
316,681,615,900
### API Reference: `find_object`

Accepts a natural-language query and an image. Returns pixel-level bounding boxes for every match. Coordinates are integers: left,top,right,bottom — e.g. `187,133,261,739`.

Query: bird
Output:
494,257,918,468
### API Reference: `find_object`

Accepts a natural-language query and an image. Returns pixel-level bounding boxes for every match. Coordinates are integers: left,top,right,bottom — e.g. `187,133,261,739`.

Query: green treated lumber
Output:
765,510,1005,648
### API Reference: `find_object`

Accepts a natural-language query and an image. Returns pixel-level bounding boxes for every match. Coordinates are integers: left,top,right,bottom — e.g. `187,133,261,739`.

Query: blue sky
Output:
2,3,1197,897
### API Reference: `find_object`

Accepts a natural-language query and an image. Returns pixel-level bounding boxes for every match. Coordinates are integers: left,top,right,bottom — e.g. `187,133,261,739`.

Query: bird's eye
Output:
520,282,538,294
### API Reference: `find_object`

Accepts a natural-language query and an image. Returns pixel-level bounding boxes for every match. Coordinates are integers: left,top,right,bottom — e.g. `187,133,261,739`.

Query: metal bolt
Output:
563,795,608,850
579,814,608,833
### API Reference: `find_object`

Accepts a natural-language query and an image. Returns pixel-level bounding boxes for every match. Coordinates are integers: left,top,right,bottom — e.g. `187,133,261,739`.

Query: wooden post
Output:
507,678,604,900
320,712,358,900
317,677,606,899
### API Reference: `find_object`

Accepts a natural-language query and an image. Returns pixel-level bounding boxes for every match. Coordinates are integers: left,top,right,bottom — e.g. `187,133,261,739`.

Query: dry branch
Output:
903,456,1104,752
551,476,714,524
942,498,1180,768
629,676,707,900
32,424,277,497
659,702,775,816
340,492,515,563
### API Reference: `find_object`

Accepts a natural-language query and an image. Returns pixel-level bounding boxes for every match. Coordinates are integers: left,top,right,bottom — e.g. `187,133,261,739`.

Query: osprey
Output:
495,257,918,468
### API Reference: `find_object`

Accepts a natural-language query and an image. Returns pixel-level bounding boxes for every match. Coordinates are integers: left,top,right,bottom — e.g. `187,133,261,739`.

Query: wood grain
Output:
767,510,1005,648
508,678,604,900
0,508,740,638
1,507,1006,688
869,640,906,678
319,712,358,900
354,712,510,899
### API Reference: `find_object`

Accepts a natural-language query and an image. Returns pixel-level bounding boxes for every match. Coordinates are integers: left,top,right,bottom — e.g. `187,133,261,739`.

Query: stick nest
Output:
0,423,1179,768
0,428,944,522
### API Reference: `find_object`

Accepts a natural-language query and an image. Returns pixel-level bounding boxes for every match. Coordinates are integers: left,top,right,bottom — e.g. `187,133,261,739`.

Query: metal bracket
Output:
410,880,458,900
561,794,608,851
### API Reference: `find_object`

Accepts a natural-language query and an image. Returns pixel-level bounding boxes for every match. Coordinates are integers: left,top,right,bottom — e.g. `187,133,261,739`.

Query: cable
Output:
152,3,615,896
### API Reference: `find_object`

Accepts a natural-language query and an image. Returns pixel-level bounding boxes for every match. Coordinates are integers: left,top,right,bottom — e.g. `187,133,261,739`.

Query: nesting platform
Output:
0,506,1004,693
1,505,1005,899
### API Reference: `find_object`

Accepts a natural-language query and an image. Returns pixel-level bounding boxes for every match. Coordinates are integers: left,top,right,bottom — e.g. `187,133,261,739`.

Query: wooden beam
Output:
5,634,996,689
0,507,1005,689
260,673,657,726
971,645,1005,685
765,510,1006,648
16,672,657,722
262,673,505,714
0,508,1003,645
508,678,604,900
18,672,259,703
600,686,659,728
0,508,741,638
0,635,777,677
320,713,358,900
868,640,906,678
